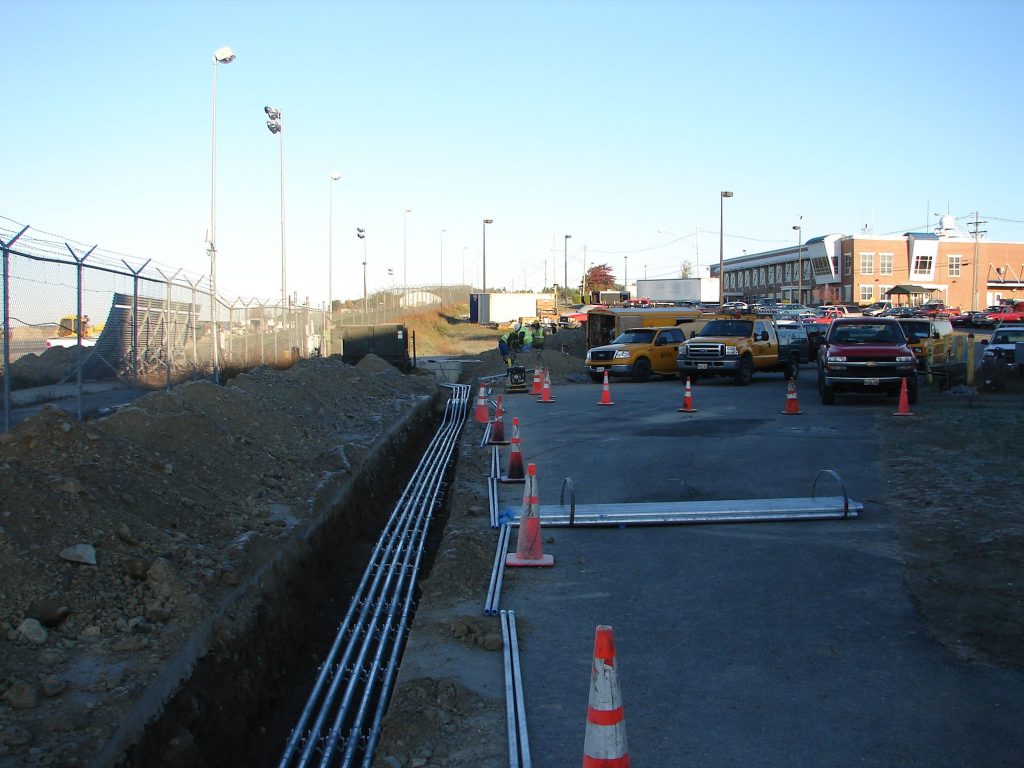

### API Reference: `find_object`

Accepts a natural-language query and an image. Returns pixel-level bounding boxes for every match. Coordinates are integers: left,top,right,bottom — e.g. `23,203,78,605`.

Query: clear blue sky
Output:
4,0,1023,306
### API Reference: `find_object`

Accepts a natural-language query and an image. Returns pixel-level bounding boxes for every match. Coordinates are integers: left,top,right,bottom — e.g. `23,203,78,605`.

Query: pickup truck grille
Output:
683,343,725,360
589,350,615,362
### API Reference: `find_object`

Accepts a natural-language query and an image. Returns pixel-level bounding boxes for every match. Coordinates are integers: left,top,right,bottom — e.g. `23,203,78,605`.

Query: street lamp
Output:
327,172,340,353
482,218,493,291
439,229,446,289
264,105,286,339
209,45,235,384
356,228,367,314
719,191,733,306
563,234,572,308
793,218,803,304
403,208,412,297
624,255,629,291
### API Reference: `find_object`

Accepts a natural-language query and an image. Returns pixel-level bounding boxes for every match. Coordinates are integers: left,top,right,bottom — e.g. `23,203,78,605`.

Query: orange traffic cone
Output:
474,383,490,423
538,369,556,403
597,369,614,406
530,368,543,395
505,464,553,567
488,394,510,445
678,377,697,413
781,378,802,415
894,377,914,416
501,417,526,484
583,625,629,768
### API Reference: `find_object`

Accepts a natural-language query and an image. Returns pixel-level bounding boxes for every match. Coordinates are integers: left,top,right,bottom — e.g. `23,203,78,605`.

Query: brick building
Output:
712,215,1024,310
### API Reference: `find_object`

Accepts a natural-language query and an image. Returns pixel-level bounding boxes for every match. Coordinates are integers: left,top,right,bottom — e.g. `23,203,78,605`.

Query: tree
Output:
585,263,616,292
680,260,694,278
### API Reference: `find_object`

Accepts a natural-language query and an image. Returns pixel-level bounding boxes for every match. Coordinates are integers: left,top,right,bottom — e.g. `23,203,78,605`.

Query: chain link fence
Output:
1,219,466,430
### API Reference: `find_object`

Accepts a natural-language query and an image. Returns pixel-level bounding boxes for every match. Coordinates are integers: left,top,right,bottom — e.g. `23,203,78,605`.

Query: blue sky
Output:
4,0,1023,307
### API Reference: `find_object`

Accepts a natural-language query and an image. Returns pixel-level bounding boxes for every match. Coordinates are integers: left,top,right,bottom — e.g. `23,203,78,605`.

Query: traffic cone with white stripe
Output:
474,383,490,424
530,368,544,395
538,369,556,403
505,464,553,566
597,369,614,406
583,625,629,768
781,377,802,415
488,395,510,445
501,417,526,484
678,377,697,413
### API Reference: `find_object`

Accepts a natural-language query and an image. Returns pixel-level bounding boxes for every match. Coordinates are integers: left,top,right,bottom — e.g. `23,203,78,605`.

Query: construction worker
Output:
530,321,544,349
498,322,523,366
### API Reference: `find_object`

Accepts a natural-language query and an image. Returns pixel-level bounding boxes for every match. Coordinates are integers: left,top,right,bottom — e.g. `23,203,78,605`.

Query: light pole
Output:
439,229,446,289
719,191,733,305
265,106,286,339
388,267,395,312
357,228,367,314
563,234,572,308
403,208,412,297
209,45,235,384
793,218,803,304
624,255,629,291
327,172,340,353
482,218,493,291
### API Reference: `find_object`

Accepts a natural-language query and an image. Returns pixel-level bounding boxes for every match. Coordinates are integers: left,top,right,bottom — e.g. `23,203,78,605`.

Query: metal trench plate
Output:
525,496,862,527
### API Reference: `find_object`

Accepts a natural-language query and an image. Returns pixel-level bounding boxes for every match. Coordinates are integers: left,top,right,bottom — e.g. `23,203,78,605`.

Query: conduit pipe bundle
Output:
278,383,471,768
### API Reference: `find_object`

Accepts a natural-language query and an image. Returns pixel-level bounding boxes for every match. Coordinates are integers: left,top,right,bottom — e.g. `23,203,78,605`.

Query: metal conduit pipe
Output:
500,610,531,768
485,523,512,615
336,407,467,766
320,399,467,766
279,384,471,768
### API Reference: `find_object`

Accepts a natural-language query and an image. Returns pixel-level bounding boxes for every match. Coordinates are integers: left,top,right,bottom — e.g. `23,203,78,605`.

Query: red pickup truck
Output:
914,301,961,319
984,301,1024,325
817,317,919,405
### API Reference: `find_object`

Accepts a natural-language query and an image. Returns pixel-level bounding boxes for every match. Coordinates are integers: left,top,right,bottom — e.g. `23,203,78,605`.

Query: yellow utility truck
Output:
676,314,811,385
585,325,688,382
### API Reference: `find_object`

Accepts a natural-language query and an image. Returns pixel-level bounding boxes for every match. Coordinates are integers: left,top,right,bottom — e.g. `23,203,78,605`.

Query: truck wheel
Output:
632,358,652,383
785,352,801,381
818,369,835,404
733,356,753,386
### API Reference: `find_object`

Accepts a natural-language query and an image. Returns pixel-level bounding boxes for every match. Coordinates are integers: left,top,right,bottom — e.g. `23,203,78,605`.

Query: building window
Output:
859,252,874,275
879,253,893,276
912,252,933,277
860,285,874,302
784,263,791,282
844,253,852,276
879,285,892,302
948,254,962,277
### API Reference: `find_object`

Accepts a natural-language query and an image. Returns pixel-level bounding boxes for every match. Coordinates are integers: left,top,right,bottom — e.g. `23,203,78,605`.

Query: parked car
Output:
817,317,918,405
862,301,893,316
558,304,604,328
969,305,1005,327
980,324,1024,369
880,306,918,318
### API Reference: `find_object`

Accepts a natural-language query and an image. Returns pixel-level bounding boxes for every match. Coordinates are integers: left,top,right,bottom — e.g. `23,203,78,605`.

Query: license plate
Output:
864,378,879,386
697,363,708,370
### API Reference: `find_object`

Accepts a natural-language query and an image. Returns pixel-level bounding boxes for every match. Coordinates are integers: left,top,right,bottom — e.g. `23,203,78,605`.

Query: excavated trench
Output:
104,391,459,768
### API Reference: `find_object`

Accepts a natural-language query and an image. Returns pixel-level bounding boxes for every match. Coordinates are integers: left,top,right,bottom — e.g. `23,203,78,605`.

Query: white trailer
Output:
635,278,719,303
471,292,554,325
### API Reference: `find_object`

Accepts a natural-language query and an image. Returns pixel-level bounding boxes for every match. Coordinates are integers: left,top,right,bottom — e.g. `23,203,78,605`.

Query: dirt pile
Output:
0,355,436,765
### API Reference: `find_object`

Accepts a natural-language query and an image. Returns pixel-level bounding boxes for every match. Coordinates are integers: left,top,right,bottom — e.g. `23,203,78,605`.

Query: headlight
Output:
827,355,847,363
725,345,738,355
613,350,631,359
896,355,915,363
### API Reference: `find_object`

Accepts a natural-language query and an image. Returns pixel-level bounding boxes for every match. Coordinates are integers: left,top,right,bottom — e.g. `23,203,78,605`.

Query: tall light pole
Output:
209,45,235,384
439,229,446,289
719,190,733,306
793,219,803,304
327,172,340,352
563,234,572,307
357,228,367,314
403,208,412,297
482,218,493,291
624,255,629,291
265,106,286,333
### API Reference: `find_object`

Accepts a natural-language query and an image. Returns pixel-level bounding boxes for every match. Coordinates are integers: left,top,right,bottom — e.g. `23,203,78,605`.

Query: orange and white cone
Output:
894,377,914,416
781,378,802,415
474,383,490,424
530,368,544,395
597,370,614,406
583,625,629,768
538,369,556,403
505,464,553,567
488,394,510,444
501,417,526,484
678,377,697,413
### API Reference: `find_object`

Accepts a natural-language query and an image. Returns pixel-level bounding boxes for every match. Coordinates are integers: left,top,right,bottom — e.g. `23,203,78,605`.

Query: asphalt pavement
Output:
474,372,1022,766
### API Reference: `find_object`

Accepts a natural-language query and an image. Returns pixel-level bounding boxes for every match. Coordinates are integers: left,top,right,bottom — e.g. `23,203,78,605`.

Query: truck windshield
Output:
698,320,753,337
612,329,656,344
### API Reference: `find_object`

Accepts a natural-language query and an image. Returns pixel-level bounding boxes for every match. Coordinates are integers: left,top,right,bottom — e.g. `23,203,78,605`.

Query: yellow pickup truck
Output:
585,325,687,382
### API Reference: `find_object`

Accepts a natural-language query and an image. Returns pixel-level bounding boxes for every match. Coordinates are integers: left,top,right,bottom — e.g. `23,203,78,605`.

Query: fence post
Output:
182,276,202,382
1,226,29,432
65,243,97,420
156,269,181,392
122,259,151,392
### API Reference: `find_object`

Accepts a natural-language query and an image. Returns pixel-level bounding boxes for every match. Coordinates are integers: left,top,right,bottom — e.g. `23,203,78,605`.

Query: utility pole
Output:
967,212,987,312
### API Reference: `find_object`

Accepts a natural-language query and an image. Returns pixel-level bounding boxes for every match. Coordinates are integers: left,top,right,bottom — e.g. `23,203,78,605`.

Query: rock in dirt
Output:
59,543,96,565
17,618,48,645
